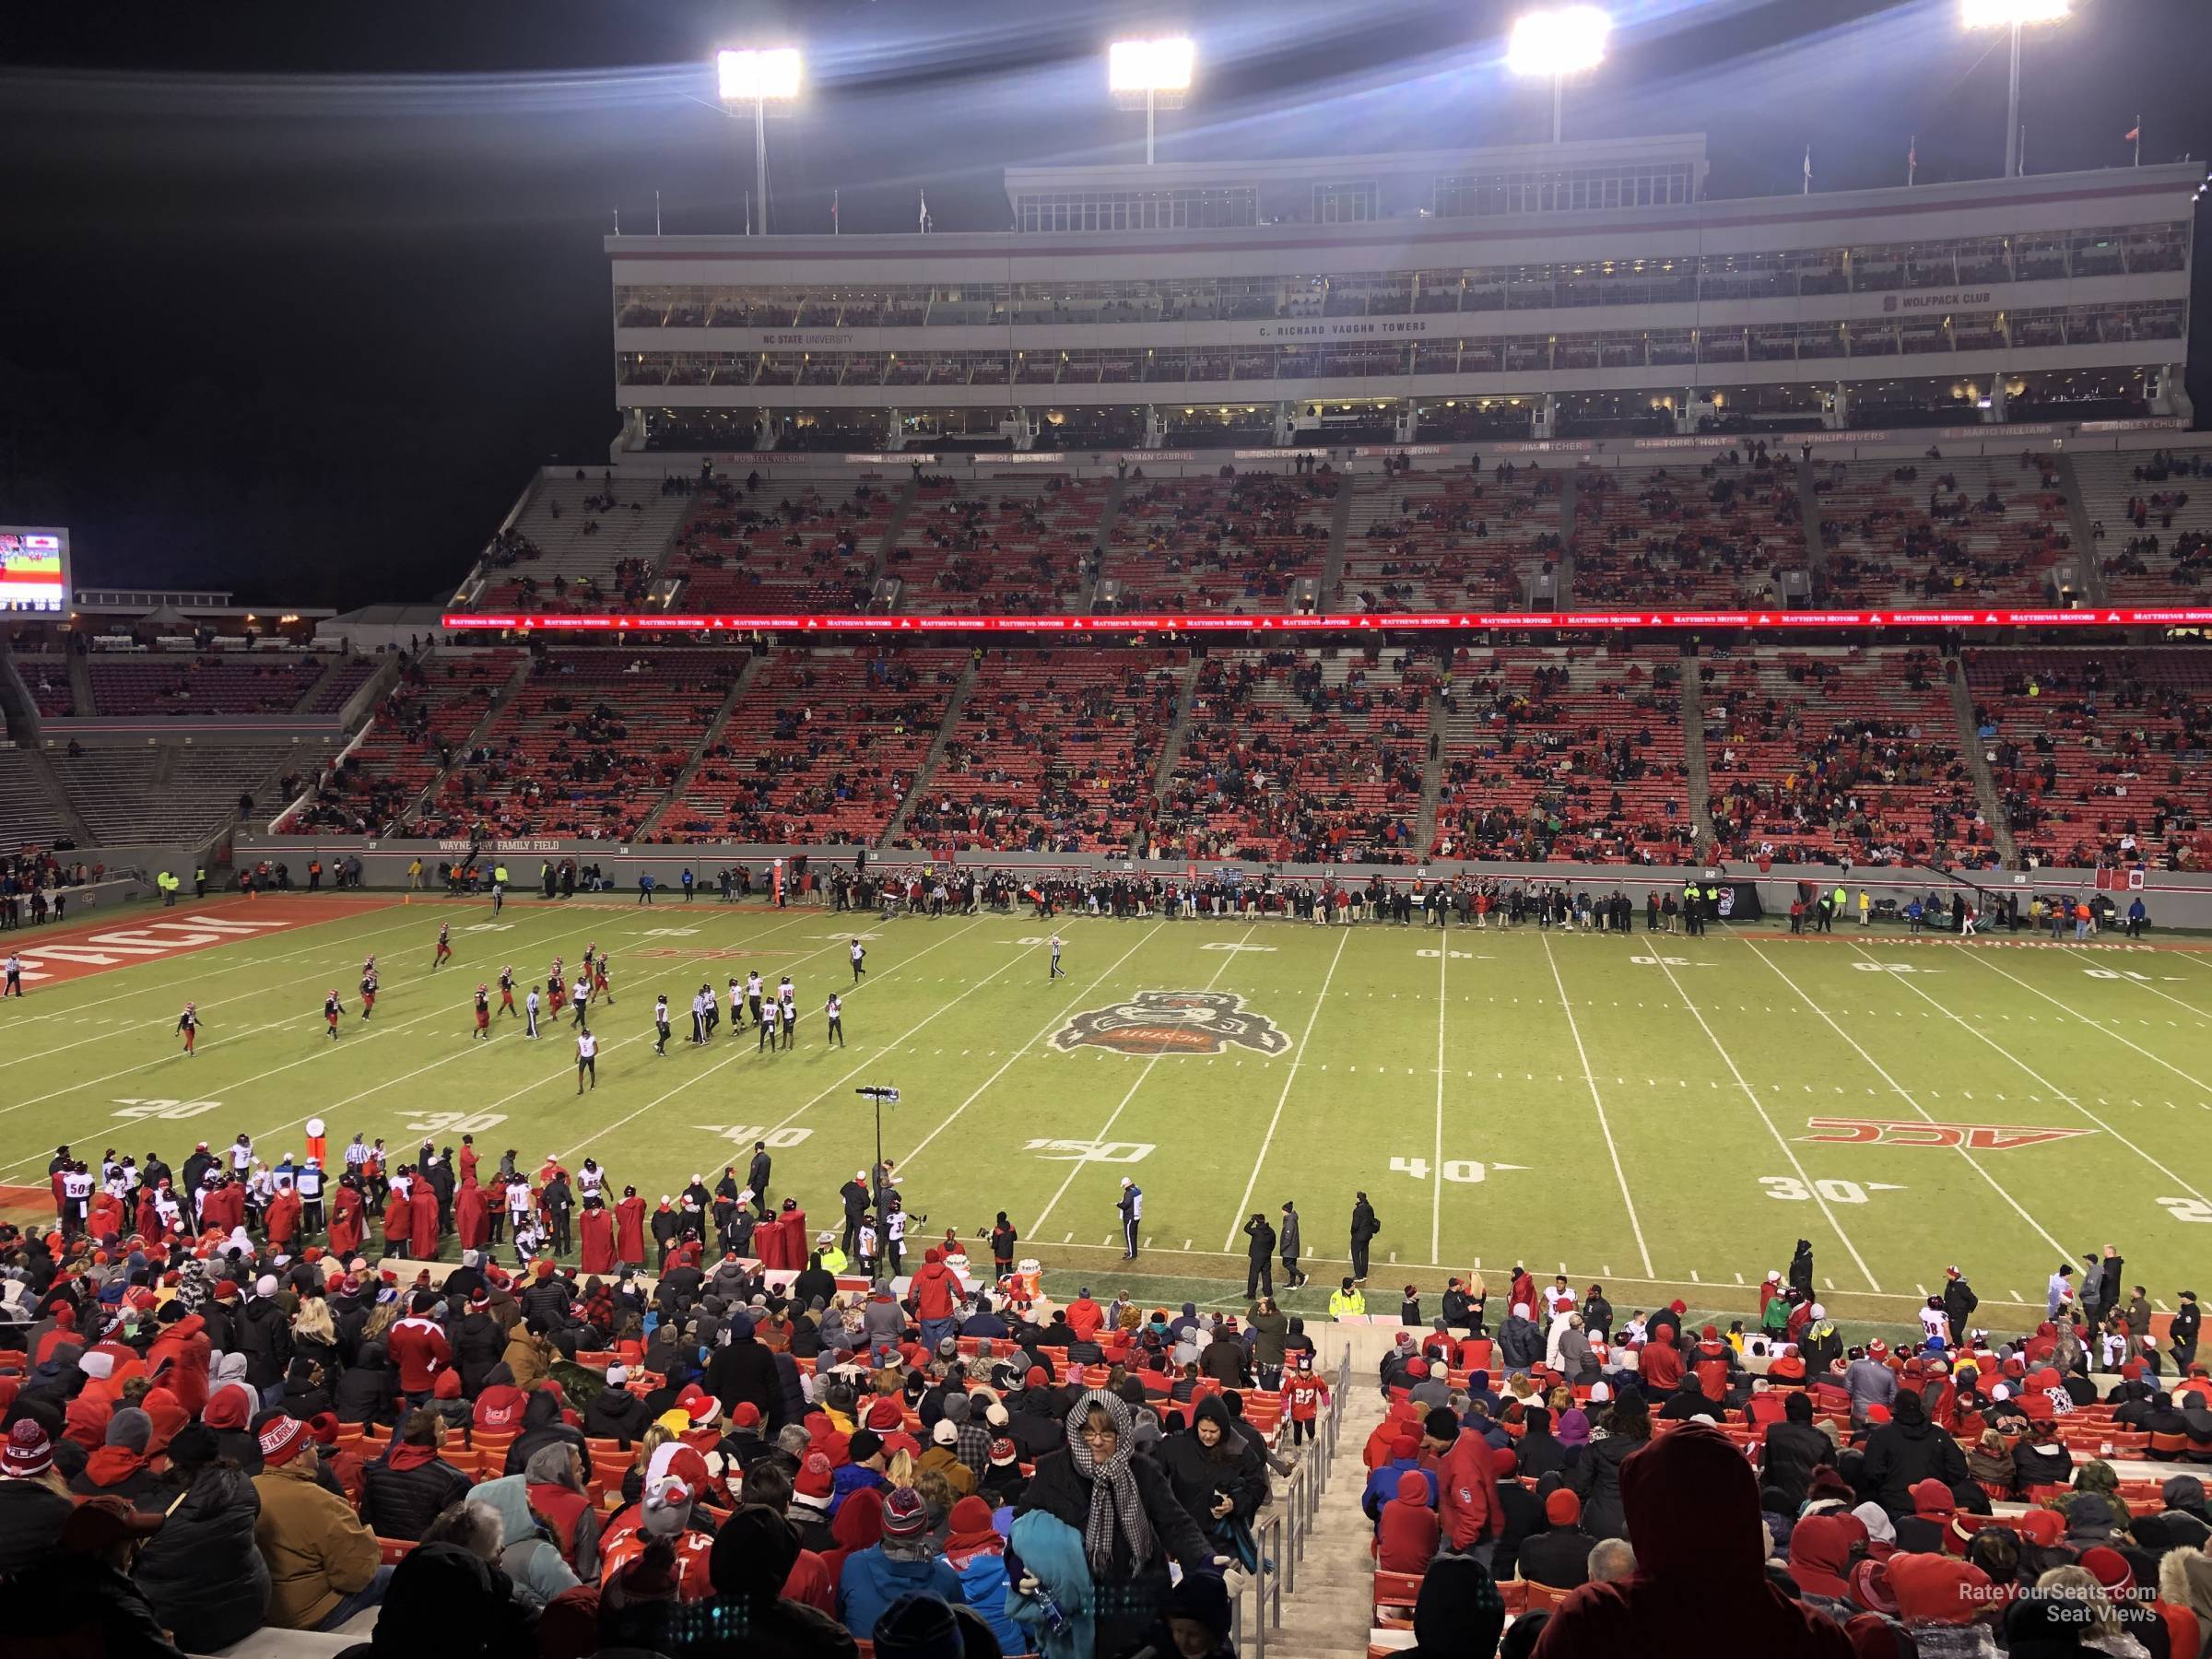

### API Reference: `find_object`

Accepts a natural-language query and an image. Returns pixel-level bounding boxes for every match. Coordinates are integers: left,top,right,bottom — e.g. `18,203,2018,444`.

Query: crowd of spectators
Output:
0,1135,1294,1658
1430,648,1694,865
1816,453,2072,609
1571,445,1806,609
1102,470,1335,613
1705,649,1998,869
1967,650,2212,874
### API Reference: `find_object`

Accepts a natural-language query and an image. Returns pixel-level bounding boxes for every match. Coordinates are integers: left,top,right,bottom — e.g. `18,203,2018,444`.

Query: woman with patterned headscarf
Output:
1013,1387,1220,1656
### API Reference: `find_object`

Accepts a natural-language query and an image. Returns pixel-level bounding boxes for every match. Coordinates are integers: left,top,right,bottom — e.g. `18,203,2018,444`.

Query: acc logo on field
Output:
1052,991,1292,1058
1803,1116,2095,1151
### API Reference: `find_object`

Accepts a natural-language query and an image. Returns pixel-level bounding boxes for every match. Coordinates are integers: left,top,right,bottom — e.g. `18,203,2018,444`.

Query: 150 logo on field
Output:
1802,1117,2095,1151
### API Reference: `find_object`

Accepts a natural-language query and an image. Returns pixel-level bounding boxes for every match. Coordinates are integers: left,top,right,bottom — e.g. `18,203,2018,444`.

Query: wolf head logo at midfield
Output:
1052,991,1291,1058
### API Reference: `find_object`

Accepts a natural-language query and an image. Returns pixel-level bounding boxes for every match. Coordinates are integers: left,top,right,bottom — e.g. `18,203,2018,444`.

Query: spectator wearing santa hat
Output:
978,1432,1028,1508
249,1414,390,1630
790,1450,839,1550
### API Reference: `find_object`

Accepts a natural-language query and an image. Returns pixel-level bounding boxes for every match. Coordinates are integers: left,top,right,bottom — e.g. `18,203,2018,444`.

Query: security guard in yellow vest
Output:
1327,1277,1367,1318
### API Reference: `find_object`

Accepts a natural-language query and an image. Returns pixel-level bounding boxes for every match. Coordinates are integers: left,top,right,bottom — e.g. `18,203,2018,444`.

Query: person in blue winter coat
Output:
941,1494,1027,1653
836,1487,964,1639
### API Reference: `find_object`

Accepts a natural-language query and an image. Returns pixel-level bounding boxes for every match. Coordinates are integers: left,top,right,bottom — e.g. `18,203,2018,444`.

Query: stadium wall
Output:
229,834,2212,930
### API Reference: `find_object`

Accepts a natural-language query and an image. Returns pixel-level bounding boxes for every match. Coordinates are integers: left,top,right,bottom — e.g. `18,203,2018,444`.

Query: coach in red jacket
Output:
387,1291,453,1403
1420,1407,1498,1560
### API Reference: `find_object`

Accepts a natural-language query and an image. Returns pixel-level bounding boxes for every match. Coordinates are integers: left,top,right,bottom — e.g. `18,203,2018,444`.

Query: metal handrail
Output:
1233,1348,1359,1655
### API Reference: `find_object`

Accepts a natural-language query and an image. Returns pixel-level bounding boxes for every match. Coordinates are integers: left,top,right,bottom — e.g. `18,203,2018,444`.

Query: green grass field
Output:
7,892,2212,1339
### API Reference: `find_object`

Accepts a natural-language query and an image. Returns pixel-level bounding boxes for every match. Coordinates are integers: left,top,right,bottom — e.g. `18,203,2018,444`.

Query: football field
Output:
6,891,2212,1337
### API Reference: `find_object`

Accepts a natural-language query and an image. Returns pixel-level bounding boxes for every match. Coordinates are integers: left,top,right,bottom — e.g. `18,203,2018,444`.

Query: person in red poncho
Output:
147,1302,211,1418
264,1183,300,1254
1529,1421,1854,1659
579,1196,616,1276
327,1181,364,1259
382,1183,413,1256
615,1186,647,1266
1377,1468,1441,1572
134,1186,161,1244
201,1176,244,1237
455,1177,488,1253
86,1189,124,1244
408,1179,440,1262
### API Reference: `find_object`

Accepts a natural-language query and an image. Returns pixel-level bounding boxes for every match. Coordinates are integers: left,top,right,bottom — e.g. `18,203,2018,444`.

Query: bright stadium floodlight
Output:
1110,38,1194,165
1506,7,1611,144
1960,1,2069,180
716,48,803,233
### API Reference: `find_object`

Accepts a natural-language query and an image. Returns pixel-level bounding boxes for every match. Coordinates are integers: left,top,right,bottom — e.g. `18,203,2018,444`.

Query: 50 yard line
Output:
1431,933,1447,1264
1539,929,1654,1277
1219,924,1349,1253
1030,924,1257,1241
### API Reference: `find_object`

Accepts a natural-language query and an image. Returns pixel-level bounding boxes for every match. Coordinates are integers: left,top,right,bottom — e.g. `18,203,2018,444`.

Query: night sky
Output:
2,0,2205,610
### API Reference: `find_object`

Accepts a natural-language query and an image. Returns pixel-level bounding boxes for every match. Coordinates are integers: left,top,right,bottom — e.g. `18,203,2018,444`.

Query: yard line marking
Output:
1649,952,1879,1292
1540,930,1653,1278
2061,944,2212,1018
900,924,1166,1175
1744,939,2072,1259
687,917,998,1141
1431,937,1449,1263
1861,943,2212,1206
1221,926,1349,1253
1975,946,2212,1094
1031,926,1256,1240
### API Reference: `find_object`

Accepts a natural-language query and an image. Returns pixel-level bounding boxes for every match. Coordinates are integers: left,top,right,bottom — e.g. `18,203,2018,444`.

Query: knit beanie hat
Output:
104,1407,152,1454
872,1592,964,1659
881,1487,930,1543
3,1419,53,1477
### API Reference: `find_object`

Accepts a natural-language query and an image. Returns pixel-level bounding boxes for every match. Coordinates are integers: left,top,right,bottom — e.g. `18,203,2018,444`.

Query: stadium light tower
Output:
1961,0,2068,180
1110,38,1194,166
1507,7,1610,145
716,47,803,233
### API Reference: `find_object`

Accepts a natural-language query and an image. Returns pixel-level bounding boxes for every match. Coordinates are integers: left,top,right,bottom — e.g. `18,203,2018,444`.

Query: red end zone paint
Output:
1,896,396,986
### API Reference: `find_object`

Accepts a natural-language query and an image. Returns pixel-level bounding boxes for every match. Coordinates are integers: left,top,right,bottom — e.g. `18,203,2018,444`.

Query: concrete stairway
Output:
862,479,923,591
1415,691,1448,857
634,653,767,839
1678,656,1718,859
1078,477,1129,612
1321,480,1354,602
1151,658,1204,807
1796,455,1832,597
880,654,979,845
1945,654,2021,869
2053,453,2111,604
1264,1384,1389,1659
397,653,532,831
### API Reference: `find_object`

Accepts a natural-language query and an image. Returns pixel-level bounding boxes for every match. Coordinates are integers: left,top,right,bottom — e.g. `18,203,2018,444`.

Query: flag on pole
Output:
654,191,662,236
1907,135,1916,187
1803,146,1812,194
918,189,929,233
831,189,840,234
2126,115,2141,166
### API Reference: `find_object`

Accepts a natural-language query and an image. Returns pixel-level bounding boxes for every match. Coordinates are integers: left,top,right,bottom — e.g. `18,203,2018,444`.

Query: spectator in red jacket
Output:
1641,1331,1686,1394
386,1292,453,1403
1420,1407,1498,1561
909,1248,959,1354
1377,1469,1440,1573
1529,1422,1854,1659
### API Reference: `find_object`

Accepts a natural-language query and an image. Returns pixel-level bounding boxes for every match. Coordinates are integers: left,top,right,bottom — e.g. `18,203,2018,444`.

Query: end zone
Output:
0,896,400,986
